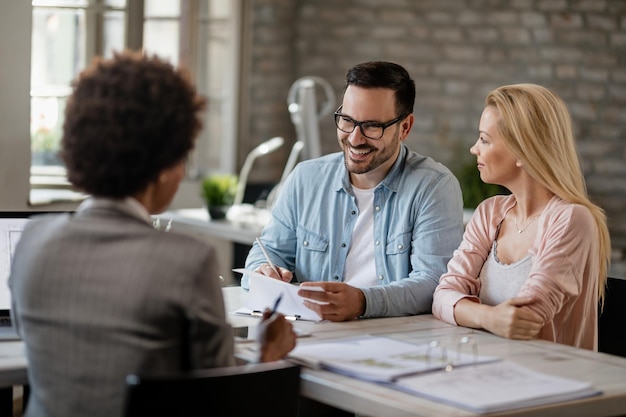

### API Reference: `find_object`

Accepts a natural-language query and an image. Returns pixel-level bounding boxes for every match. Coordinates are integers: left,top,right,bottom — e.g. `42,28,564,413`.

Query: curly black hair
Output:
61,50,206,197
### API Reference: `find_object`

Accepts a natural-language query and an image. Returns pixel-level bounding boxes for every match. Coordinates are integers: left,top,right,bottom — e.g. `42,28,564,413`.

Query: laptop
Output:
0,211,69,340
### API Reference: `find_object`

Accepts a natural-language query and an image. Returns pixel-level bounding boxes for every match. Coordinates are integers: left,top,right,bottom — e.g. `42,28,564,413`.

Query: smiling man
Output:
244,61,464,322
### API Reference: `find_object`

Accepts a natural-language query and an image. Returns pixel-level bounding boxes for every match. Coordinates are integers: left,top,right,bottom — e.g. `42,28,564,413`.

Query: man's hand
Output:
255,264,293,283
480,297,544,340
298,282,365,322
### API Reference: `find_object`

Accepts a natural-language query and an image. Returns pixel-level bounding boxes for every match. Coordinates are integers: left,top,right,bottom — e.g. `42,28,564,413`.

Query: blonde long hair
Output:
486,83,611,305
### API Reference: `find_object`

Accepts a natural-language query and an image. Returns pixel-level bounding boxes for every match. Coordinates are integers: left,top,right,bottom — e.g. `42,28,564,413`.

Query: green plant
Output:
201,174,238,207
31,128,59,152
455,162,508,209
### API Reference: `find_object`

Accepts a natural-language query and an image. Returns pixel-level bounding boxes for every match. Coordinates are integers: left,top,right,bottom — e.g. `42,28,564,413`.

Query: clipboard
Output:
232,269,324,322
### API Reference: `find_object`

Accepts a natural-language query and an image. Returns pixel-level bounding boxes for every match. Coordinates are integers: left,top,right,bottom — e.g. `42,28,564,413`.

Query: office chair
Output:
598,277,626,358
122,361,300,417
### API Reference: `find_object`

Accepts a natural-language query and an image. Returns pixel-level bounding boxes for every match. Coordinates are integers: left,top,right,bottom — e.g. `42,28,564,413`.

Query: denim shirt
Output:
244,144,464,317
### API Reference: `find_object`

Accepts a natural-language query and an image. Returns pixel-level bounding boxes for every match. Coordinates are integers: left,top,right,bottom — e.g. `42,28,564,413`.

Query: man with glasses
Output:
244,61,463,322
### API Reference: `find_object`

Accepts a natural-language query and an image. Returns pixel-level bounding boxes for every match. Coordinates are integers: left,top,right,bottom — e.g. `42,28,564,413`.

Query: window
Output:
143,1,180,65
29,0,241,204
180,0,241,179
30,1,126,183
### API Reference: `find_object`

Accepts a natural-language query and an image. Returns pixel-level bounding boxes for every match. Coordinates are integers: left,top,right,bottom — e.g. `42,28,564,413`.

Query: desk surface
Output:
3,287,626,417
0,340,28,387
159,207,265,245
224,286,626,417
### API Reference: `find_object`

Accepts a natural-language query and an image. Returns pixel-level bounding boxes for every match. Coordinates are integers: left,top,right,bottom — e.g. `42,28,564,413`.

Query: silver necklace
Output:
514,214,539,234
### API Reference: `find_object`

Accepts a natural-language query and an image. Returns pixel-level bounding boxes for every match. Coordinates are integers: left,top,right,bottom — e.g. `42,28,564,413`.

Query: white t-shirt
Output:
343,186,377,288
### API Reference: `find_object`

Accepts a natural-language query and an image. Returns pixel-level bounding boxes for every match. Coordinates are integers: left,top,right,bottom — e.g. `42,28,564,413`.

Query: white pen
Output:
255,237,282,278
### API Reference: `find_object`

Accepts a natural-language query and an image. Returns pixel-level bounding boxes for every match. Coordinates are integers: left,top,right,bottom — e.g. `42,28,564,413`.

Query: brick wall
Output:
241,0,626,277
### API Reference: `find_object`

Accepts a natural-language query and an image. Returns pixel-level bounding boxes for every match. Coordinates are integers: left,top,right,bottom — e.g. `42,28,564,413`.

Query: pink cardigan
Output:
432,194,600,351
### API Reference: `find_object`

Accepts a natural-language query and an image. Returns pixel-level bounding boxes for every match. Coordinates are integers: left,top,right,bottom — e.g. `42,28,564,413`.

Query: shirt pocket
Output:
385,231,411,255
296,226,329,253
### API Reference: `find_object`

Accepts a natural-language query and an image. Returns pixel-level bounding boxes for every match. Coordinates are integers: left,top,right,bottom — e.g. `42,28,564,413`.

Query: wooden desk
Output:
223,286,626,417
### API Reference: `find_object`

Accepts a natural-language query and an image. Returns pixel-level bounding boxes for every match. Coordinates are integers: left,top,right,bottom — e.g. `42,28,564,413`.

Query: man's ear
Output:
399,113,415,140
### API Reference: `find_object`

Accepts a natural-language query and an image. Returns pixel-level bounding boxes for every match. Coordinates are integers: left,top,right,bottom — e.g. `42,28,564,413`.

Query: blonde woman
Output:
432,83,611,351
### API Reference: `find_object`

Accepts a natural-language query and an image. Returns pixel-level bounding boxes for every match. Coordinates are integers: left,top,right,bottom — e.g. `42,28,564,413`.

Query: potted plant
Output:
31,127,63,166
201,174,238,219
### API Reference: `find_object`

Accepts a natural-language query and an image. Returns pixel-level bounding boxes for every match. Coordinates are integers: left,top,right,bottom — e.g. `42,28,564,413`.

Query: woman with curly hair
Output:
9,50,295,417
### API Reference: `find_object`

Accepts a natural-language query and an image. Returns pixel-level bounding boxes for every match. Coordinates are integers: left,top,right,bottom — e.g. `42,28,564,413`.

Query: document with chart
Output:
289,334,600,413
288,335,499,383
394,360,601,414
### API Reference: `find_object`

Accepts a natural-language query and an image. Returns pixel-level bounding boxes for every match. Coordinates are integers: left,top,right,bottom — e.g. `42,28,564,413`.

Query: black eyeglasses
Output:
334,106,408,140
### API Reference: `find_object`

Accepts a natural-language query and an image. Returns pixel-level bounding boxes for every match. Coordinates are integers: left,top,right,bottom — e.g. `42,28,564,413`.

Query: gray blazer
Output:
9,199,235,417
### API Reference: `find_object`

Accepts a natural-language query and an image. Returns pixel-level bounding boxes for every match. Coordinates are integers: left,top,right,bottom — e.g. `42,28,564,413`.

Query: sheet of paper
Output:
232,268,324,322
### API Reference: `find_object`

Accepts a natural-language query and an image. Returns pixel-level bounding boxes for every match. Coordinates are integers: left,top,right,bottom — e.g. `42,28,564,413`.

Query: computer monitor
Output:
0,211,72,315
0,212,32,314
0,211,73,340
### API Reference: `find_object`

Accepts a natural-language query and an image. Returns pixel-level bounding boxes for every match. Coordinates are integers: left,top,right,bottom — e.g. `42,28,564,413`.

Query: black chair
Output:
598,277,626,358
123,361,300,417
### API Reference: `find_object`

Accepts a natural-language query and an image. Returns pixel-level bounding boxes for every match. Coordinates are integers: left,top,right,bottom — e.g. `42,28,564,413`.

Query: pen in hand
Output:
255,237,282,278
269,292,283,317
255,292,284,346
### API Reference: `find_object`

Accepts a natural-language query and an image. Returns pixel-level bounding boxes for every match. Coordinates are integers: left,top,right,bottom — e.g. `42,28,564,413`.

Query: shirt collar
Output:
77,196,153,225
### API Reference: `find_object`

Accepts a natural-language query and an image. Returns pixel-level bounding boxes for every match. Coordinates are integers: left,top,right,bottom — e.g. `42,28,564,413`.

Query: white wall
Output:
0,2,32,210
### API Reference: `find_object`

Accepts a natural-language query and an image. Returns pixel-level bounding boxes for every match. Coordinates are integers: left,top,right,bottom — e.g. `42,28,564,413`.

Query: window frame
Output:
30,0,130,193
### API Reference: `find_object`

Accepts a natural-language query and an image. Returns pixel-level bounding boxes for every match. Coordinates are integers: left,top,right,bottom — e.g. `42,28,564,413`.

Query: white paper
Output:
232,268,324,322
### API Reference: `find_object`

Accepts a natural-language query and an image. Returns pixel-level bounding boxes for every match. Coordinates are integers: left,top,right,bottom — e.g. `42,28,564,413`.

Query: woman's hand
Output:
480,297,544,340
454,297,544,340
257,309,297,362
